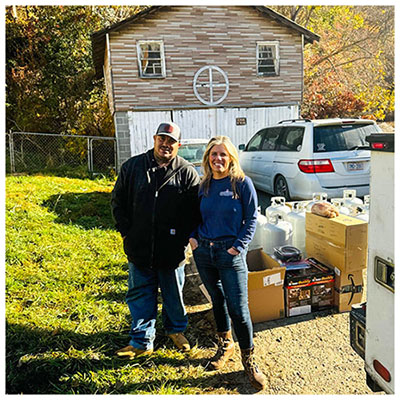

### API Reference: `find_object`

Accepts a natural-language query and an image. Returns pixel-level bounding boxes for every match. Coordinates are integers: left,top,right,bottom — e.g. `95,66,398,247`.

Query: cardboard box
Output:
334,289,363,313
306,232,367,272
333,267,364,291
305,212,368,248
246,249,286,323
311,280,334,310
284,259,334,315
333,265,364,312
285,285,312,317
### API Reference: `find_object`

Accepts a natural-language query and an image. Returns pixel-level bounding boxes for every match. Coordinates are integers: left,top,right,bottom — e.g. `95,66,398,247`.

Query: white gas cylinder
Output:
286,202,306,255
342,189,363,209
249,207,268,251
265,196,291,219
330,198,351,215
262,211,293,255
350,204,369,222
306,192,328,211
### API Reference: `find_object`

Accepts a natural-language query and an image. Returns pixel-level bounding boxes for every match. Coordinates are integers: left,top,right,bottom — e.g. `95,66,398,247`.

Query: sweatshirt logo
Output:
170,229,176,235
219,189,234,197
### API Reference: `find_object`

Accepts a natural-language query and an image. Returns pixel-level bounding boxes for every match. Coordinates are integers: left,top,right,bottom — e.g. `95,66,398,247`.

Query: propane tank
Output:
330,198,351,215
265,196,291,220
262,211,293,255
363,195,370,211
306,192,328,211
249,207,268,251
350,204,369,222
286,202,306,255
342,189,363,209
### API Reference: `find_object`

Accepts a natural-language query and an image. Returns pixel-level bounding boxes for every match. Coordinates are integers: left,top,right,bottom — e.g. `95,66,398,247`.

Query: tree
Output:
6,5,144,135
271,6,394,120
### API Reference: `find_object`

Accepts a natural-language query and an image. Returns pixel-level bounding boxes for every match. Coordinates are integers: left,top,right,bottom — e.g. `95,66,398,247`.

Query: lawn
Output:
5,174,225,394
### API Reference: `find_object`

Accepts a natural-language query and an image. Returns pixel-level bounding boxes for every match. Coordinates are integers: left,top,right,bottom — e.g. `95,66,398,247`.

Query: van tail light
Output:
373,359,391,382
298,159,335,173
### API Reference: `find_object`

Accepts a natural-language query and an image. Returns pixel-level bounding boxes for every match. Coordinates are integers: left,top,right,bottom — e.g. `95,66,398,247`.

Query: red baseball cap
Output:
155,122,181,142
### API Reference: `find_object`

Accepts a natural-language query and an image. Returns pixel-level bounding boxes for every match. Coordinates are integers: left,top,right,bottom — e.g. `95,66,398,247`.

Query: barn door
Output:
172,109,216,140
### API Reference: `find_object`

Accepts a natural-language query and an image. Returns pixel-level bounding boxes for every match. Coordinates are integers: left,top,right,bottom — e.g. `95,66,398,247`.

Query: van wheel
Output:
274,175,290,200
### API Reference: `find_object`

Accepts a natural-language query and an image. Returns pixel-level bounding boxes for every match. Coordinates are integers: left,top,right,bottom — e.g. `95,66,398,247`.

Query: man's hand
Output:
189,238,198,251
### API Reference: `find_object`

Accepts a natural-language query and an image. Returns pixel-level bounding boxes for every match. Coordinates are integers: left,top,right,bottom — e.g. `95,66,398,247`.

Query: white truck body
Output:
364,133,395,393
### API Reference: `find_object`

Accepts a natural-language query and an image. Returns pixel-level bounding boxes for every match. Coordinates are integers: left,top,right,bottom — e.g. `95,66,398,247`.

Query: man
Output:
111,122,201,359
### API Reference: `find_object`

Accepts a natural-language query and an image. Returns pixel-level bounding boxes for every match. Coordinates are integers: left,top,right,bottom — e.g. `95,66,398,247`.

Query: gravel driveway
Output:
184,256,378,395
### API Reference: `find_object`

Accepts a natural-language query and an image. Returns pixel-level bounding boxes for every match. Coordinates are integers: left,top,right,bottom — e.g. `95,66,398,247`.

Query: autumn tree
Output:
271,6,394,120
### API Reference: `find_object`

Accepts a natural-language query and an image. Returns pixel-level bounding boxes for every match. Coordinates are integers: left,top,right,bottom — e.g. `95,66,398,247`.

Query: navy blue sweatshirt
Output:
195,175,258,253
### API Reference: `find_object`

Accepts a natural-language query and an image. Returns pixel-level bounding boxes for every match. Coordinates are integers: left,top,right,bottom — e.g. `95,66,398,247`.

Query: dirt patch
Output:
183,259,380,395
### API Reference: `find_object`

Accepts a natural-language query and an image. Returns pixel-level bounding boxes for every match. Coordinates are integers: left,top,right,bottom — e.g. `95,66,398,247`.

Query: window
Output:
277,127,305,151
260,128,281,150
313,124,379,152
257,41,279,76
245,130,264,151
137,40,166,78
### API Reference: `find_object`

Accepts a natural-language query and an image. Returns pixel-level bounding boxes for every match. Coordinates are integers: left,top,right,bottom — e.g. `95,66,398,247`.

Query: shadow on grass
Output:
42,191,114,230
6,320,258,395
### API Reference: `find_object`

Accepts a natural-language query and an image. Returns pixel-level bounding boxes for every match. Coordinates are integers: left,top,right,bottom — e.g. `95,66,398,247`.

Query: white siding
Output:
127,105,299,155
128,110,171,155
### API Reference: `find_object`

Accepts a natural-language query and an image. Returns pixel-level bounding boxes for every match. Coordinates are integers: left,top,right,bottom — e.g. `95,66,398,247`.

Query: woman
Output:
189,136,266,391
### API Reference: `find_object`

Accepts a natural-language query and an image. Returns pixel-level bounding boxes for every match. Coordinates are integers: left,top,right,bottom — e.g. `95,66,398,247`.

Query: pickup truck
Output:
350,133,394,393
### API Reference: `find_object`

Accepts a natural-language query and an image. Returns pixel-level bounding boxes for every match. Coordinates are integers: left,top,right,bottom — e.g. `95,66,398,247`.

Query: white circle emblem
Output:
193,66,229,106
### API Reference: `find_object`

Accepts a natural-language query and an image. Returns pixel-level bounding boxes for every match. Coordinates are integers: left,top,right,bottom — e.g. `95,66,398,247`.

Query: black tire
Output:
274,175,290,200
366,373,383,392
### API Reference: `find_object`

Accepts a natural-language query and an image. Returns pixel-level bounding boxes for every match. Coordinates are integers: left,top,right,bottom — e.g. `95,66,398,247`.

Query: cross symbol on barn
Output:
193,66,229,106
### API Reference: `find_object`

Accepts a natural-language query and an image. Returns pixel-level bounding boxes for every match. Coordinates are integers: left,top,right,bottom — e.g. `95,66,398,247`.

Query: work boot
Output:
209,330,235,370
115,345,153,360
241,347,267,391
168,332,191,352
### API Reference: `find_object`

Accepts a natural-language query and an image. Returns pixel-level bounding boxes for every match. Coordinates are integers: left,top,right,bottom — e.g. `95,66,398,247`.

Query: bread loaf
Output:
311,202,339,218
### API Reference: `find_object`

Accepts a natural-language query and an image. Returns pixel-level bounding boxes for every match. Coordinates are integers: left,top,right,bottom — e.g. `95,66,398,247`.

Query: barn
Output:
91,6,319,169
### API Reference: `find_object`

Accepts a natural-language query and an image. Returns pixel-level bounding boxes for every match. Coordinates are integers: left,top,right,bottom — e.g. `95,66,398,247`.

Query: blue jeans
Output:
193,237,253,349
125,262,188,350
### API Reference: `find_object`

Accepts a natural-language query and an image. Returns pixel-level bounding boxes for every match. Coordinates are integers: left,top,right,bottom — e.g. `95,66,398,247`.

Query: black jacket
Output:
111,149,201,269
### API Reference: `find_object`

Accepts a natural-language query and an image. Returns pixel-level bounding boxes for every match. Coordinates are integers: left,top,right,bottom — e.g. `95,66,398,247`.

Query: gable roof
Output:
91,6,320,79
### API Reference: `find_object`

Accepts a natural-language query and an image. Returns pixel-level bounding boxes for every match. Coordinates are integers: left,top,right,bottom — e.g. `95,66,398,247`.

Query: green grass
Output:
5,174,223,394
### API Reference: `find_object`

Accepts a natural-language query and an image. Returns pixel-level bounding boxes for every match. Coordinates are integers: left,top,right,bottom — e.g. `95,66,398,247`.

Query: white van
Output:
238,118,381,200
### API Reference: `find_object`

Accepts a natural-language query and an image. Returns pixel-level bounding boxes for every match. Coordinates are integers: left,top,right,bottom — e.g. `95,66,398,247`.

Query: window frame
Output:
256,41,280,77
137,40,166,78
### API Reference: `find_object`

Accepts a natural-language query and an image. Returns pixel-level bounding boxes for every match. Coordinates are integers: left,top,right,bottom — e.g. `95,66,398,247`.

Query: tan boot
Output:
241,347,267,391
168,332,191,352
115,345,153,360
209,330,235,370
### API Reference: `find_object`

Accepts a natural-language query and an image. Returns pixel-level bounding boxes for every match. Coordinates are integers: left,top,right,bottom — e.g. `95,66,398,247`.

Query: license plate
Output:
346,161,364,171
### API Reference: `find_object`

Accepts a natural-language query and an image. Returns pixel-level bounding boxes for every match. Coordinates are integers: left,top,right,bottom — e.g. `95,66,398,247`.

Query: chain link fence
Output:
5,132,117,176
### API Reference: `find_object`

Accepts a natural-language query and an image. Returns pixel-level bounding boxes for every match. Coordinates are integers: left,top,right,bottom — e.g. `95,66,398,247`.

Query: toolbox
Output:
284,258,335,316
350,302,366,359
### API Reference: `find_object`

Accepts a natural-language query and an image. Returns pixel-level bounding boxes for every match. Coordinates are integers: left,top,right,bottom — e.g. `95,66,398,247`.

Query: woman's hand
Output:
189,238,199,251
227,247,240,256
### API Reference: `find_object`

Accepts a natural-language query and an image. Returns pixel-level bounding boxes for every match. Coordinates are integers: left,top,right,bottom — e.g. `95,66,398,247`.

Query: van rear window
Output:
313,124,379,152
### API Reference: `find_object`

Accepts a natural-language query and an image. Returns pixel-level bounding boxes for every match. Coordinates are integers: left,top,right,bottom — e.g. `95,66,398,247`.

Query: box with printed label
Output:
246,249,286,323
333,266,364,312
305,231,367,272
284,258,335,316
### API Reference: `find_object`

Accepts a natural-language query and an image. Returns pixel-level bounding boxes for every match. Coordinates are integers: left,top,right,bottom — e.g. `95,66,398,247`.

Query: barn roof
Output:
91,6,320,79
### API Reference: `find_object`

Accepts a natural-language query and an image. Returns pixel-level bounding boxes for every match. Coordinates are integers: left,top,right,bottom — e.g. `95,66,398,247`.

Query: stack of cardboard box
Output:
305,212,367,312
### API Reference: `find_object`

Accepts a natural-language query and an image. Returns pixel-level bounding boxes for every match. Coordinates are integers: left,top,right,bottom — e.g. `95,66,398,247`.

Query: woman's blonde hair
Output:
201,135,245,198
